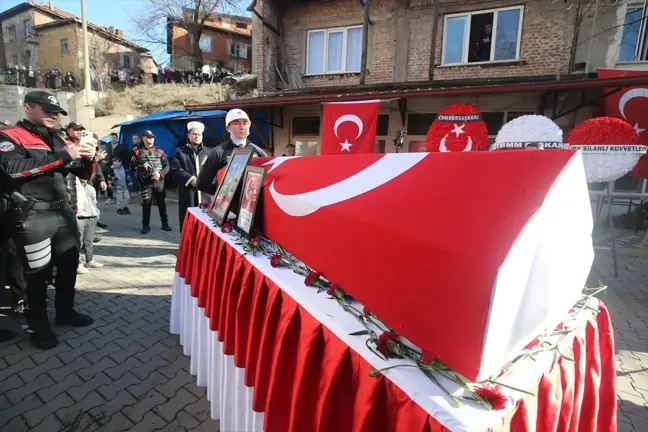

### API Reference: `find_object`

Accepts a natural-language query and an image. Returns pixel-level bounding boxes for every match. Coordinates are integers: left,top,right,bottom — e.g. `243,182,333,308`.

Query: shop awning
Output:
187,74,648,112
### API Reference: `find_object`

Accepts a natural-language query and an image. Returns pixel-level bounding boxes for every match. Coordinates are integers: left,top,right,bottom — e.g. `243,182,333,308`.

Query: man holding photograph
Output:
197,109,267,196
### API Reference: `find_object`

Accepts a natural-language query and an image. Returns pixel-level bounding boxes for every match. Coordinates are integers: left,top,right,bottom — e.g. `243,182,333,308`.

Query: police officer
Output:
171,121,211,230
0,91,95,349
197,109,267,195
131,130,171,234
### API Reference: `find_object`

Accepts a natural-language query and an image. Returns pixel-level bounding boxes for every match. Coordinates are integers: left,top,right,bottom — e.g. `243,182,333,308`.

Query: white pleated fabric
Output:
170,274,264,431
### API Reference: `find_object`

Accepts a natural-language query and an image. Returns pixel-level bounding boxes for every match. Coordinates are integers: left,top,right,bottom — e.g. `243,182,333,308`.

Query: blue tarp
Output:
112,109,271,158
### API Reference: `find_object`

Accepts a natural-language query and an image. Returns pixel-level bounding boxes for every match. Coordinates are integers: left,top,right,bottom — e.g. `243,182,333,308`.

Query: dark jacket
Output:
197,138,267,195
0,120,93,202
103,142,130,169
131,146,170,185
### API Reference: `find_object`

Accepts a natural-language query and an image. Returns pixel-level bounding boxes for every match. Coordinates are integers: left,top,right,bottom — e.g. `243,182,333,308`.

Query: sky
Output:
1,0,251,65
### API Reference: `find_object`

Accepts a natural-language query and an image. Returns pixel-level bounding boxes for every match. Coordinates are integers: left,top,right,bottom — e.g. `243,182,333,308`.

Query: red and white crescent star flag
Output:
597,68,648,177
320,100,380,155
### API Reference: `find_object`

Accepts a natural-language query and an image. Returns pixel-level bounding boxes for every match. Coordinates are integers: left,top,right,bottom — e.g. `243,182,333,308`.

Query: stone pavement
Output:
591,229,648,432
0,198,219,432
1,197,648,431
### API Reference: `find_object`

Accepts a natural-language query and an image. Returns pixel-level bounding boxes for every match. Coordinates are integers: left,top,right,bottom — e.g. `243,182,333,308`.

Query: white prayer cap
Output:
187,121,205,133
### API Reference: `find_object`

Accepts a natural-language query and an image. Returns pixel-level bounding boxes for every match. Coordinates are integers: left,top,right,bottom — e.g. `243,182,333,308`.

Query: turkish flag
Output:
320,100,379,155
597,68,648,177
253,150,593,381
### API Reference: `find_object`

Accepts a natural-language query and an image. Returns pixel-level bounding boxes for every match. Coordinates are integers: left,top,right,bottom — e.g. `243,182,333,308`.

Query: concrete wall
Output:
34,24,79,73
0,85,129,135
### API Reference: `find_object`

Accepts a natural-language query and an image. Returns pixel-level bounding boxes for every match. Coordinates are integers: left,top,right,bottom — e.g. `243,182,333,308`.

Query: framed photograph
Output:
235,166,266,238
208,148,253,225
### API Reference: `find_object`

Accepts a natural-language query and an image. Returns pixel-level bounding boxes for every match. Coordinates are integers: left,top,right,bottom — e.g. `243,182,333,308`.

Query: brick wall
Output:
258,0,577,90
253,0,281,92
171,24,252,70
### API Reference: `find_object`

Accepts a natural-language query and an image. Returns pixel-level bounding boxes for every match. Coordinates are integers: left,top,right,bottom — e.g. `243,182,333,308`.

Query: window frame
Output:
305,25,363,75
24,19,31,37
60,38,69,55
7,24,17,42
619,1,648,62
228,40,250,59
441,5,524,66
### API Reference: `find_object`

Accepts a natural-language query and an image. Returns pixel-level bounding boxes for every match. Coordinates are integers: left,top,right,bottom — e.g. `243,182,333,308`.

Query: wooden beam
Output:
359,0,371,85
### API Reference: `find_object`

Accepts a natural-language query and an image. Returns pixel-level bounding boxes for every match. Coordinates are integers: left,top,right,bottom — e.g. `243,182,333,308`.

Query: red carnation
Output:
327,284,338,296
525,338,540,350
250,237,261,246
304,271,321,287
376,331,400,358
221,223,232,233
363,306,372,316
421,350,436,363
569,308,576,314
475,386,507,410
270,254,283,268
556,322,564,330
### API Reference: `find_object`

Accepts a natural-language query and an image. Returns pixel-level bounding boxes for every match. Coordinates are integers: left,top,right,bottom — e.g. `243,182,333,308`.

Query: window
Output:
306,26,362,74
293,117,320,135
200,35,212,52
236,22,248,29
221,17,231,28
228,41,249,58
442,6,523,65
407,113,438,136
6,25,17,42
619,3,648,62
376,114,389,136
60,38,69,55
24,19,31,36
122,54,132,69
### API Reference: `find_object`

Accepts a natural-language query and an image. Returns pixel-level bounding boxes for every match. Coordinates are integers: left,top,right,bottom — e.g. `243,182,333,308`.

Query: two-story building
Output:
168,12,252,72
187,0,648,159
0,1,150,86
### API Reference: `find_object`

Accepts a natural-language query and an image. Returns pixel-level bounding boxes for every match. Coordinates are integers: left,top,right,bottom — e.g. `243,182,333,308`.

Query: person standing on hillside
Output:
132,130,171,234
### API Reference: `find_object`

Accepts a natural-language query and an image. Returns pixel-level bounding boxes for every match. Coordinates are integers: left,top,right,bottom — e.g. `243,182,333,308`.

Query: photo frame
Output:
235,166,266,239
208,148,253,225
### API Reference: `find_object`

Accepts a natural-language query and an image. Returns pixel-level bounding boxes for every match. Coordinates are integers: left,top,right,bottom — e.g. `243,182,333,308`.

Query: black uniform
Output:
170,143,210,230
197,139,267,195
0,120,94,340
132,146,171,229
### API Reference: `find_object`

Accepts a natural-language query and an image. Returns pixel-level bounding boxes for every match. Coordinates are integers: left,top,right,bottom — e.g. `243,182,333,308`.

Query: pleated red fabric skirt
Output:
176,211,616,432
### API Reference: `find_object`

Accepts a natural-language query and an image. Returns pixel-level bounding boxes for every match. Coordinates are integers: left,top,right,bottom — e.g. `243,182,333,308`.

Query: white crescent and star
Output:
334,114,364,152
439,123,473,152
619,88,648,136
267,153,428,217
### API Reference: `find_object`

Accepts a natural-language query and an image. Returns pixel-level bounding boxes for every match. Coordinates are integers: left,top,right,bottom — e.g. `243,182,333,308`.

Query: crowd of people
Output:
0,89,266,349
0,66,79,90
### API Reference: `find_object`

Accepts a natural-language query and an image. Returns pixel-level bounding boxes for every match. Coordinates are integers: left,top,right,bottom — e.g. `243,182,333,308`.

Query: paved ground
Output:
0,198,219,432
0,197,647,431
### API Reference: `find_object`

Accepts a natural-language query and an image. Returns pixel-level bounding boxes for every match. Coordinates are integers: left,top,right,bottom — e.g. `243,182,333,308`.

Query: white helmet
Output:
225,109,250,126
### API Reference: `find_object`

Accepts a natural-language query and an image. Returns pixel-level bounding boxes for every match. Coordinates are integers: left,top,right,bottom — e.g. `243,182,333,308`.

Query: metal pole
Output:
606,181,619,278
81,0,91,104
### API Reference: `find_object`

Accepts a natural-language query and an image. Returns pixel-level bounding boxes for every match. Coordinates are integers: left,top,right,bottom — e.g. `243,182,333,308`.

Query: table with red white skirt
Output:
170,208,617,432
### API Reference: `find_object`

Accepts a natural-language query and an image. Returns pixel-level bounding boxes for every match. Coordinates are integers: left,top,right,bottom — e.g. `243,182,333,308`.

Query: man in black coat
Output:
171,121,211,230
197,109,267,196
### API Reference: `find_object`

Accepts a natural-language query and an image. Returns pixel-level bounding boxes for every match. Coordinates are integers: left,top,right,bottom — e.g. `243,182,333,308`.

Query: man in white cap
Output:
170,120,212,230
197,108,267,196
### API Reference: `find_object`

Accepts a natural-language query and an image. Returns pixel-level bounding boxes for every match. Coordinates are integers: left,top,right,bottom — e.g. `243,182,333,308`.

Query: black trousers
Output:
11,206,79,328
178,186,198,231
141,180,168,227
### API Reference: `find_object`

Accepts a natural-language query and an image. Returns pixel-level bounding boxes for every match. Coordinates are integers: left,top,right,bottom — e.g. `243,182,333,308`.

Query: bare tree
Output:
134,0,239,69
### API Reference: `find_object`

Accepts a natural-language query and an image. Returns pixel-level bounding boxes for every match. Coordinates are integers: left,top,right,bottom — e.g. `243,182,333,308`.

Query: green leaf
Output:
349,330,369,336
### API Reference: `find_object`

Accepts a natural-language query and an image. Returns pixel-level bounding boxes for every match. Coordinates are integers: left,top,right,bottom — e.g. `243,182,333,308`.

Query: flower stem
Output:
486,379,536,396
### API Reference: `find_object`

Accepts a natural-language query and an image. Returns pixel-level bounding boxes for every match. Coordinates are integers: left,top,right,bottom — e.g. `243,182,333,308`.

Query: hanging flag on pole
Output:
320,100,380,155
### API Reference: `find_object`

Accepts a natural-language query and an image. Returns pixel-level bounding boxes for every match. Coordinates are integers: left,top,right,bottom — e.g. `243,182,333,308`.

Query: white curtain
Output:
327,31,344,72
346,28,362,72
307,32,325,74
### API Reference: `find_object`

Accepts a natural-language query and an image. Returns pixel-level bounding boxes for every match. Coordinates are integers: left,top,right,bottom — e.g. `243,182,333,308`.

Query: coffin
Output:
217,150,594,381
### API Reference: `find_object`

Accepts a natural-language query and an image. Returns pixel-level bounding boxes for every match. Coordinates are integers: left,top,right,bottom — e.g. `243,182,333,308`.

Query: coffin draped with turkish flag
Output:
217,150,594,381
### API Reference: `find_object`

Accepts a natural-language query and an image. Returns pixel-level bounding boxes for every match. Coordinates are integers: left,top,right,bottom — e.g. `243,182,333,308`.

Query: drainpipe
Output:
359,0,372,85
585,0,600,74
428,0,440,80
